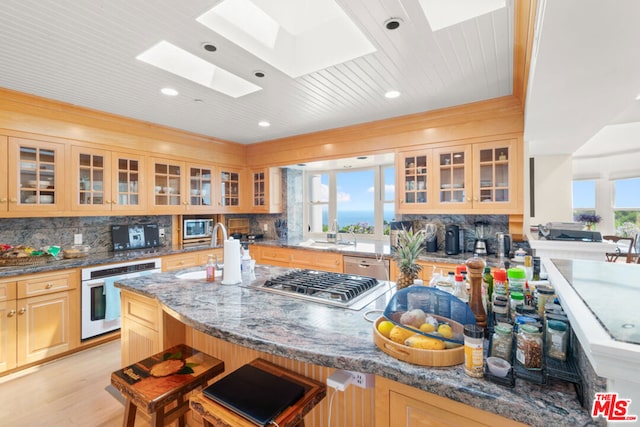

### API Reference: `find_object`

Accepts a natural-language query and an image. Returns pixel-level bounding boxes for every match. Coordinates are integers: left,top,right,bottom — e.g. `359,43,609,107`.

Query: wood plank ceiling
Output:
0,0,514,144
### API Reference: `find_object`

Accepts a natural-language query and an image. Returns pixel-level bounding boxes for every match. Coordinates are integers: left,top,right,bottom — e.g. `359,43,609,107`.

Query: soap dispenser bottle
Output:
206,254,215,282
241,244,251,273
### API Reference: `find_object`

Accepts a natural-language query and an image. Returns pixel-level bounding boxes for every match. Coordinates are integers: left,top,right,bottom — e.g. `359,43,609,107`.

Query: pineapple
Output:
393,227,426,289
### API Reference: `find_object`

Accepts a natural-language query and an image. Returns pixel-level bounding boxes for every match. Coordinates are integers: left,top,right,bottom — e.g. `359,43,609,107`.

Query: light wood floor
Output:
0,340,148,427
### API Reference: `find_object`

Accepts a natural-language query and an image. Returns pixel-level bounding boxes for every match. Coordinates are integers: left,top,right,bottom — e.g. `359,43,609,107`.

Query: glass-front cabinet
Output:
6,137,65,214
72,147,145,212
187,164,214,211
396,150,433,212
218,167,244,212
472,140,518,212
251,167,282,213
151,158,184,211
433,145,473,210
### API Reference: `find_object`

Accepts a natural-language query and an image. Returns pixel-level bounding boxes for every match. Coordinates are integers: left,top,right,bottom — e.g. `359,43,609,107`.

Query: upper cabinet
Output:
217,167,245,213
71,146,146,212
187,164,215,212
251,167,282,213
397,138,520,214
4,137,66,215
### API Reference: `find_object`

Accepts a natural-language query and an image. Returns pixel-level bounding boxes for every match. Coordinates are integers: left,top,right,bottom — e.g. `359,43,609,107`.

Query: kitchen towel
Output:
104,276,121,321
222,238,242,285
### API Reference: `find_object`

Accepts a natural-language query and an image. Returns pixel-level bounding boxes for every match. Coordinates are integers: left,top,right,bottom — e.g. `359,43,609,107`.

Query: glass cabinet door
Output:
478,146,510,203
189,166,212,207
77,152,106,206
402,154,429,205
220,170,240,207
154,161,183,206
433,145,472,209
114,155,143,209
253,171,265,207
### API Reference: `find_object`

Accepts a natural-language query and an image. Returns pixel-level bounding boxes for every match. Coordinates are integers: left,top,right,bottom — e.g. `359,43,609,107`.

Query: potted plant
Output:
575,213,602,230
392,227,426,289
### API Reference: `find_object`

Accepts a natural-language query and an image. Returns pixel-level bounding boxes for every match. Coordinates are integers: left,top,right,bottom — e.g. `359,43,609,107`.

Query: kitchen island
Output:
115,264,594,427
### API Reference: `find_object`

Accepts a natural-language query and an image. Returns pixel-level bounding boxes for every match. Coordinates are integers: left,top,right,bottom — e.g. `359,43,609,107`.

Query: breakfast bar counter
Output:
115,264,595,427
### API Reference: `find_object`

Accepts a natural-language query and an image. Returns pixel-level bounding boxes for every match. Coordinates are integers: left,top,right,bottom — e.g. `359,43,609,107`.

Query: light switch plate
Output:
74,234,83,245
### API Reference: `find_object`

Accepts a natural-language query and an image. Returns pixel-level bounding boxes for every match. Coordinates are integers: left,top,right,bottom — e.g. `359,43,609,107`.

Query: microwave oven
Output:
184,219,214,240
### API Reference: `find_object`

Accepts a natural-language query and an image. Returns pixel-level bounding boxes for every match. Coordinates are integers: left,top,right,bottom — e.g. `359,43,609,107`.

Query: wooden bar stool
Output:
111,344,224,427
190,358,326,427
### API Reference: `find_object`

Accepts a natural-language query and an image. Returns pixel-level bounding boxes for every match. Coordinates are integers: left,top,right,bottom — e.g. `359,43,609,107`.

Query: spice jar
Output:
463,324,484,378
546,319,568,361
493,269,508,295
493,295,509,324
510,292,524,321
507,268,526,294
491,323,513,361
516,324,543,370
536,284,555,317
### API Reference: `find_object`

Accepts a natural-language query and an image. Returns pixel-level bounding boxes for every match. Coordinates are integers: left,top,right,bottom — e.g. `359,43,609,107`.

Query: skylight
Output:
418,0,506,31
136,41,262,98
196,0,376,78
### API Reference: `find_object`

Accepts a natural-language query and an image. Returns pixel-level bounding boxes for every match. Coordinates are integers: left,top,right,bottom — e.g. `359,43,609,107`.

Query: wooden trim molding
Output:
513,0,538,109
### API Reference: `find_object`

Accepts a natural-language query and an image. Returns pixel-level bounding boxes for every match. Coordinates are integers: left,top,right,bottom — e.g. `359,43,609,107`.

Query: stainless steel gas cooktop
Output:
256,269,392,310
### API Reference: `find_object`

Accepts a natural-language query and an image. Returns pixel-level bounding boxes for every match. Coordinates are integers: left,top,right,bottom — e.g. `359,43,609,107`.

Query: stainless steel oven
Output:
81,258,161,340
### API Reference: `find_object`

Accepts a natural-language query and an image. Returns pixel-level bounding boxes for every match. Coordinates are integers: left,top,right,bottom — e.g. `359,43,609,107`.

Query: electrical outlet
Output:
159,228,165,238
263,223,268,232
73,234,83,245
327,370,353,391
346,370,375,388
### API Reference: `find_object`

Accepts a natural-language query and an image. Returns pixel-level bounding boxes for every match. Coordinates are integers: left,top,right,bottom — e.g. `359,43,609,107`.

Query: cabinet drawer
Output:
315,252,343,272
18,272,76,298
0,280,17,302
163,254,199,271
260,248,291,266
289,250,315,267
122,292,159,332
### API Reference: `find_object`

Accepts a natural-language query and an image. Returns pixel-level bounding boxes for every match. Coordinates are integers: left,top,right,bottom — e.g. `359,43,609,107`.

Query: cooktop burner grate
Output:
263,269,379,302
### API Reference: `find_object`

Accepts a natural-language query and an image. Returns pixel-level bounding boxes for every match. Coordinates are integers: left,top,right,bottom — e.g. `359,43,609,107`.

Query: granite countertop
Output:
115,264,594,427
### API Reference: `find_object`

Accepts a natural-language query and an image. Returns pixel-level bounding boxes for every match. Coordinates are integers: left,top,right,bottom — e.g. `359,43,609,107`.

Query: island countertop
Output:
115,264,594,427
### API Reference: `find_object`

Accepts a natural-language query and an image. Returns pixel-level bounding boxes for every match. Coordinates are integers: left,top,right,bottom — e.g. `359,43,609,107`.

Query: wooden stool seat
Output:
111,344,224,427
190,358,326,427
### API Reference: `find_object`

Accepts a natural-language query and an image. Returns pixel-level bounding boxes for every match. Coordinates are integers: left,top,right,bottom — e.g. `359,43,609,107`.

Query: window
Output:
572,180,596,220
305,165,394,240
614,177,640,234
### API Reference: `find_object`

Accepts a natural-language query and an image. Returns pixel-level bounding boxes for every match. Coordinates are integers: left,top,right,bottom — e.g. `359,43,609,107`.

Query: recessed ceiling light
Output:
385,18,402,30
254,70,265,78
385,90,401,99
258,120,271,127
357,156,368,160
297,163,307,167
161,87,179,96
635,93,640,101
202,42,217,52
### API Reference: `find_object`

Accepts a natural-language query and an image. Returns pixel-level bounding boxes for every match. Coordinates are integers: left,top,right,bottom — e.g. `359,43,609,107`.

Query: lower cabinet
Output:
375,376,527,427
0,270,79,374
252,246,343,272
162,248,224,272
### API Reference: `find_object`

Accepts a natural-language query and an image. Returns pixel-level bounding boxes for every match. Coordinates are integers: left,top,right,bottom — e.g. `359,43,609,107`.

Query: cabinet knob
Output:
46,282,53,289
105,200,111,204
10,198,17,203
0,197,6,203
179,261,184,265
18,308,26,315
112,200,117,205
7,309,15,317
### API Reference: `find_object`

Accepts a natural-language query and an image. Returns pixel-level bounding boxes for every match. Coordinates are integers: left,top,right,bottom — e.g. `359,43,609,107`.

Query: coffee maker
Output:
473,221,488,256
445,225,460,255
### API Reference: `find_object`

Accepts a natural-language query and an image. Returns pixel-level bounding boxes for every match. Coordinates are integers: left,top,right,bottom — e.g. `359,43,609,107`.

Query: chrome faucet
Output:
348,227,357,246
210,222,228,248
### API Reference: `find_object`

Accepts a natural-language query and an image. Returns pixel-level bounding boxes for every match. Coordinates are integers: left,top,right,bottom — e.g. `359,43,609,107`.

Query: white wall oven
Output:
81,258,161,340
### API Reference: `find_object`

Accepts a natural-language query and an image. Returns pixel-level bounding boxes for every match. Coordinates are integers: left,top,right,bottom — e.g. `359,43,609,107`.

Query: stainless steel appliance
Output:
343,255,389,281
473,221,488,255
496,232,512,258
445,225,460,255
256,269,392,310
81,258,161,340
184,218,214,240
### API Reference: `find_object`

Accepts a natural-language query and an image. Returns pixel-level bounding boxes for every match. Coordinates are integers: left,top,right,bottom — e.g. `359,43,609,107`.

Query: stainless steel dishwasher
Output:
343,255,390,281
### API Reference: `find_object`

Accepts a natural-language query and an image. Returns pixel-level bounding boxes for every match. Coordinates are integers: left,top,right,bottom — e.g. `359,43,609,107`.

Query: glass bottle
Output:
453,274,468,303
491,323,513,361
510,292,524,322
516,324,543,370
546,319,568,361
206,254,215,282
482,267,493,314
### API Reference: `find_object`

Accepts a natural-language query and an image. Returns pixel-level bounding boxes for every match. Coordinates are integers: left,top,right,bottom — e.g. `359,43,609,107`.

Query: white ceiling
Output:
0,0,513,144
1,0,637,181
525,0,640,179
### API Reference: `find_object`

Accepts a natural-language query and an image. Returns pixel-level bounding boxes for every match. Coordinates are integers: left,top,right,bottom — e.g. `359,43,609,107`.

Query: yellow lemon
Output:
404,335,446,350
437,323,453,339
389,325,416,344
419,323,436,333
377,320,395,338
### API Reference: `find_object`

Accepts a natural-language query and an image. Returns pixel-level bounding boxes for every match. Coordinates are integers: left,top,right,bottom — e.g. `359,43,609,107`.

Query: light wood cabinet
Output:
253,246,343,272
0,136,7,211
397,138,521,214
186,164,215,212
375,375,527,427
4,137,66,215
71,146,146,212
250,167,282,213
162,248,224,272
0,270,79,373
217,167,246,213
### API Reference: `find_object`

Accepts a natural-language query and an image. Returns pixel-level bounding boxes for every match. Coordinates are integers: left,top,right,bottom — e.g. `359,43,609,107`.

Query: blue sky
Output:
574,178,640,208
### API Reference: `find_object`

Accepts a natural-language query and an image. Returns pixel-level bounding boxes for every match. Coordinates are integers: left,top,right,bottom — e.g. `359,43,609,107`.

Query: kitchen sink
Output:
175,270,221,280
298,240,356,251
